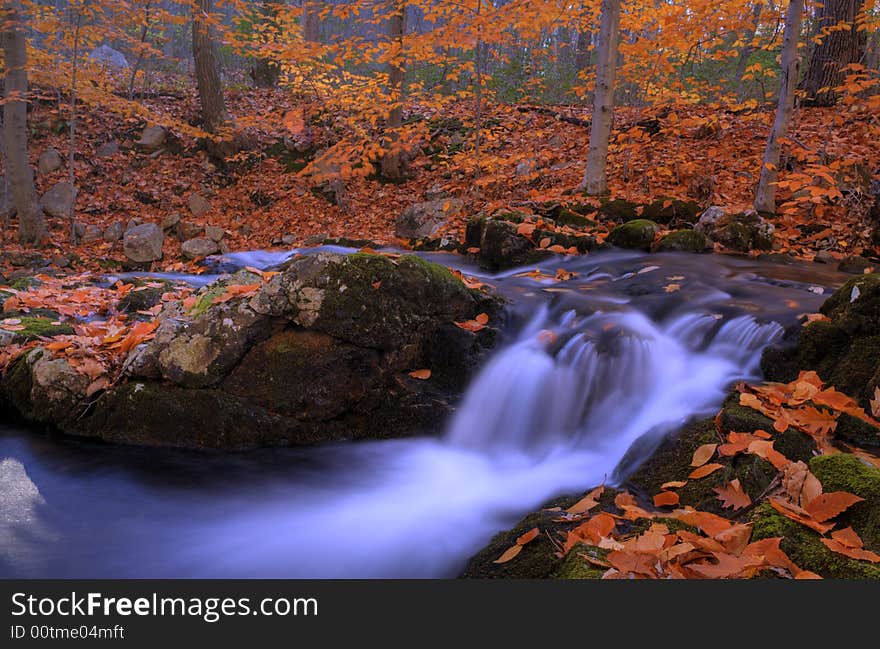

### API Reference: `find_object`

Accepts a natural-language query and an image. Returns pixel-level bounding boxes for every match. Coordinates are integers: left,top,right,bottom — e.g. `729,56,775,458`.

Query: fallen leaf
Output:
768,498,834,534
493,544,523,564
653,491,680,507
408,369,431,380
688,463,724,479
566,485,605,514
804,492,865,523
747,440,791,471
660,480,688,490
831,527,863,549
691,443,717,467
516,527,540,546
714,479,751,511
820,538,880,563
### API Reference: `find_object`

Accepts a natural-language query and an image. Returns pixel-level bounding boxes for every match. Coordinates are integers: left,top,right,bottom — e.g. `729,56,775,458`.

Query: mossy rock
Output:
835,413,880,450
550,544,607,579
117,279,174,314
717,394,816,463
655,229,709,253
552,208,597,229
321,237,377,248
750,503,880,579
641,198,702,225
1,312,74,343
532,228,597,254
606,219,660,251
809,454,880,551
597,198,640,222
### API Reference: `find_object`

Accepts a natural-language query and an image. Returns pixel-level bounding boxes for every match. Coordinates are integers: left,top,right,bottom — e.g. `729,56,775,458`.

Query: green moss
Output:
188,285,227,317
552,208,596,229
750,503,880,579
2,315,74,342
8,276,39,291
655,229,709,253
597,198,639,222
835,413,880,450
551,544,607,579
606,219,660,250
641,198,702,225
809,454,880,551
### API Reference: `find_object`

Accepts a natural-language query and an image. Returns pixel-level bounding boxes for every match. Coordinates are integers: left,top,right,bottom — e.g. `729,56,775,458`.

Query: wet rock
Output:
38,148,63,175
137,125,166,151
96,141,119,158
39,182,77,218
695,207,774,252
102,221,124,242
89,45,128,68
654,229,709,253
123,223,164,263
814,250,836,264
303,233,329,246
181,237,220,260
188,192,211,217
395,198,463,240
597,198,639,222
761,273,880,409
641,198,702,225
281,234,296,246
470,218,549,270
607,219,659,250
838,255,875,275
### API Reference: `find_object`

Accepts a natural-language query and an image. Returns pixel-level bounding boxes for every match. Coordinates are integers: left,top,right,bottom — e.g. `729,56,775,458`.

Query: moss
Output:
2,315,74,342
551,544,607,579
655,229,709,253
597,198,639,222
641,198,702,225
8,276,39,291
188,285,227,317
552,208,597,229
809,454,880,551
835,413,880,450
750,503,880,579
118,280,173,314
820,273,880,322
606,219,660,250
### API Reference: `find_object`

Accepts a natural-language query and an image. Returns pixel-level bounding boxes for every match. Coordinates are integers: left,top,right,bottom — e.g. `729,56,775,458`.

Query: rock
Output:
515,160,534,176
281,234,296,246
188,193,211,217
38,148,63,175
39,182,76,218
181,237,220,260
303,233,329,246
126,218,143,232
161,212,181,231
597,198,639,222
88,45,129,69
607,219,660,250
641,198,702,225
205,225,225,242
654,229,709,253
95,141,119,158
50,255,70,268
137,125,166,151
395,198,463,240
102,222,124,242
424,184,448,201
695,207,774,252
814,250,836,264
123,223,164,263
761,273,880,410
838,255,875,275
472,218,547,270
175,220,202,242
81,224,103,243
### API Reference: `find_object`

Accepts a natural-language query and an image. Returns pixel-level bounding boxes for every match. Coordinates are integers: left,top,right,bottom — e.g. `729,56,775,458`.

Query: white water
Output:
0,251,842,578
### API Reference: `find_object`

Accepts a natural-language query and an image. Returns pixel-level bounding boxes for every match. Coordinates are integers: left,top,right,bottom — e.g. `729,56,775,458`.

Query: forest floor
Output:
1,77,879,280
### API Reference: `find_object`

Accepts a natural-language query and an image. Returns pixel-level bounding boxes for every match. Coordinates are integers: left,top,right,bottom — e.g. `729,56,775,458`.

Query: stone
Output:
123,223,164,263
95,141,120,158
395,198,463,240
814,250,836,264
161,212,181,231
50,255,70,268
187,193,211,217
205,225,225,242
38,148,63,175
607,219,660,251
81,224,103,243
515,160,534,176
303,233,329,246
102,222,124,242
175,220,203,241
39,182,77,218
838,255,875,275
281,234,296,246
695,207,774,252
137,125,166,151
126,218,143,232
181,237,220,259
88,45,129,69
654,229,710,253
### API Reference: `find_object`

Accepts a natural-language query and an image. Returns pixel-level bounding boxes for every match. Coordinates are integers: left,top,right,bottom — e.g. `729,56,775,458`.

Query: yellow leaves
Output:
690,443,717,467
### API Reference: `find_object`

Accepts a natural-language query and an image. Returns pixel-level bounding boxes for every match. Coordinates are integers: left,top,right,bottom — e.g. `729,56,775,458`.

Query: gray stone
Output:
96,141,119,158
161,212,181,231
123,223,164,263
137,125,166,151
187,193,211,217
102,222,124,242
695,207,774,252
205,225,225,242
126,218,143,232
38,148,63,175
82,224,103,243
89,45,129,69
181,237,220,260
39,182,77,218
838,255,875,275
175,220,202,241
303,233,329,246
281,234,296,246
395,198,463,240
515,160,534,177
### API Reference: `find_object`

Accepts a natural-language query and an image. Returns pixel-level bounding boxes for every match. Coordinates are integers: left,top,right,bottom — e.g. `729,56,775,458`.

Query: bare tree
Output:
1,0,47,245
754,0,804,214
577,0,621,195
380,1,406,180
800,0,866,106
192,0,230,134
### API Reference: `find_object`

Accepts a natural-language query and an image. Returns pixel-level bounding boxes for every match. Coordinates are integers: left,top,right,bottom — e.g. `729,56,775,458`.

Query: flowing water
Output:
0,249,848,578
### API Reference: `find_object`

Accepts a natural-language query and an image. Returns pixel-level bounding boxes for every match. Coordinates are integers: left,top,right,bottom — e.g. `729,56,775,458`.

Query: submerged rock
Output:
1,253,503,450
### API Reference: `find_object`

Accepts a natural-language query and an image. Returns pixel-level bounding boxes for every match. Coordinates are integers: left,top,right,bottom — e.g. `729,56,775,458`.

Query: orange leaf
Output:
820,538,880,563
688,463,724,479
408,369,431,380
768,498,834,534
516,527,540,546
653,491,680,507
691,443,717,467
660,480,687,490
804,492,865,523
831,527,863,549
714,479,751,511
747,440,791,470
493,544,523,564
566,485,604,515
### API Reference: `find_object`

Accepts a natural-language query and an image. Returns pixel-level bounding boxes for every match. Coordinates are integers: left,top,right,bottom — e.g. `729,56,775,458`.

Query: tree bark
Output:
799,0,866,106
734,2,764,100
250,0,280,87
192,0,230,134
1,0,47,245
754,0,804,214
578,0,621,195
302,0,320,43
380,3,406,180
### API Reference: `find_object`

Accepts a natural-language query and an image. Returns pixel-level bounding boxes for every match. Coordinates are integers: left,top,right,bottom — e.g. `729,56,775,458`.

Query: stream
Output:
0,249,849,578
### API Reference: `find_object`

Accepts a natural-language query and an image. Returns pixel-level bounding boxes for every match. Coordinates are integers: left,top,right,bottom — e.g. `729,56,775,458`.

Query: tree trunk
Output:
1,0,47,245
799,0,866,106
578,0,621,195
754,0,804,214
192,0,230,134
303,0,320,43
380,3,406,181
734,2,764,100
250,0,280,87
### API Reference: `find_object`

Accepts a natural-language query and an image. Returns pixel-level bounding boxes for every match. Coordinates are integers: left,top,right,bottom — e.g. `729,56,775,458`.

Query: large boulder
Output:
89,45,129,69
181,237,220,260
762,273,880,411
137,125,166,152
1,253,503,450
654,229,710,253
695,207,774,252
607,219,659,250
395,198,463,239
123,223,164,263
40,182,76,218
464,216,596,270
